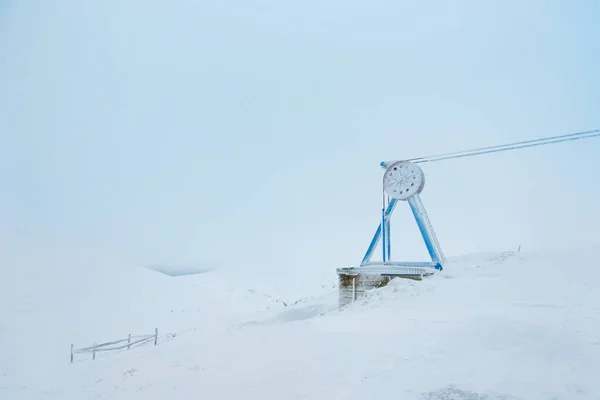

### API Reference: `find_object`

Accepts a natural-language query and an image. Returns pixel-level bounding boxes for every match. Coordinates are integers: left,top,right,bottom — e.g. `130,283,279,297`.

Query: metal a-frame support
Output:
360,194,444,271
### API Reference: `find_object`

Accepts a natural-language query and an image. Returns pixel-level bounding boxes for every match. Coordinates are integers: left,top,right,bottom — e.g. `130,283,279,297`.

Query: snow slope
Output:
2,248,600,399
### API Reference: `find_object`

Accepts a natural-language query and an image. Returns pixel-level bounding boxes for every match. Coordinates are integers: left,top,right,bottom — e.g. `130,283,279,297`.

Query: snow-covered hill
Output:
2,248,600,399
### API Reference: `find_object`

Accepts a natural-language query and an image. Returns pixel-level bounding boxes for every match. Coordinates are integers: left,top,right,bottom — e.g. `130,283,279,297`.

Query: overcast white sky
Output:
1,0,599,274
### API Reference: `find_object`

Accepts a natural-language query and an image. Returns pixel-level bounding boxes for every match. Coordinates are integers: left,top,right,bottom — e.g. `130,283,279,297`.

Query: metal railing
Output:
70,328,158,363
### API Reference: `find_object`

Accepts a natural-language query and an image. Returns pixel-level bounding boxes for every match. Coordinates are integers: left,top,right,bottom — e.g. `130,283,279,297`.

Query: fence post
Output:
352,278,356,302
518,245,521,253
92,343,97,360
154,328,158,346
70,344,74,363
127,333,131,350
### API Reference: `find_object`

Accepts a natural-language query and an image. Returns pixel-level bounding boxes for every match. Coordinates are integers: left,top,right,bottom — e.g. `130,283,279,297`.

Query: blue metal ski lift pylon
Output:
338,128,600,286
359,160,445,275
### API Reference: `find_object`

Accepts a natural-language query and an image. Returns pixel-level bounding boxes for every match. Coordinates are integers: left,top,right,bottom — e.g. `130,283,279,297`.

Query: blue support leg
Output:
386,216,391,261
361,198,398,265
408,194,445,266
381,207,387,263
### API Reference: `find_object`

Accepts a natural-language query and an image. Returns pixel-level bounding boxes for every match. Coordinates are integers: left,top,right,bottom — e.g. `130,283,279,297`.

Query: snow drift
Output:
2,248,600,399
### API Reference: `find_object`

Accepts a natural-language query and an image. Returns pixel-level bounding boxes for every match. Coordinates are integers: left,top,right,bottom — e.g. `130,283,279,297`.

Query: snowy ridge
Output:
2,249,600,399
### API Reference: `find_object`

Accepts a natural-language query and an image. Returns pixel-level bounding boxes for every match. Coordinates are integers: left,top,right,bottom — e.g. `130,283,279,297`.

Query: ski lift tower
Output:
336,129,600,306
337,160,445,307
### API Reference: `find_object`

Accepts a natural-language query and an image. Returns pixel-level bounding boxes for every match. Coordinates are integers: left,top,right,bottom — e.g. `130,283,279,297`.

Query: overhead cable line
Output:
381,129,600,168
414,129,600,163
408,129,600,163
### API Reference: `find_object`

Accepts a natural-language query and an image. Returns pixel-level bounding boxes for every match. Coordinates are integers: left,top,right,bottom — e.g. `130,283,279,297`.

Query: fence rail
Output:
70,328,158,363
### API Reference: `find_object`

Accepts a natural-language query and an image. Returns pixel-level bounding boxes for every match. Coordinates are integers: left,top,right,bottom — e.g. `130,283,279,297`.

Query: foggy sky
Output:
1,0,599,274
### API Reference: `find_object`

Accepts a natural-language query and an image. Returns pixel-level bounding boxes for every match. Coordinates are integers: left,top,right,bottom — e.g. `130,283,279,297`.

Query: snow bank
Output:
2,248,600,399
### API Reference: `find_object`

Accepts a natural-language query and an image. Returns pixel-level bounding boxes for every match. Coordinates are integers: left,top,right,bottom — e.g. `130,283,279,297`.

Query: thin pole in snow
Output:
154,328,158,346
70,344,74,363
127,333,131,350
381,207,387,263
382,190,387,263
92,343,97,361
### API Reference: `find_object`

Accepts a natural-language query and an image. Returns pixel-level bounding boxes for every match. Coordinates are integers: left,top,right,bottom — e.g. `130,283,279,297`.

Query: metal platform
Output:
337,265,436,278
337,264,437,307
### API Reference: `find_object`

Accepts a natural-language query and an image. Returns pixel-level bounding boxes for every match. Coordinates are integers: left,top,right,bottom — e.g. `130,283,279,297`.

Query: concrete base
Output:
337,267,431,308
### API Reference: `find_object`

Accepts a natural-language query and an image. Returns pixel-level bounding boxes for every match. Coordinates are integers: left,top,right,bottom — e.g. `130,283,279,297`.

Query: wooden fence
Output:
70,328,158,363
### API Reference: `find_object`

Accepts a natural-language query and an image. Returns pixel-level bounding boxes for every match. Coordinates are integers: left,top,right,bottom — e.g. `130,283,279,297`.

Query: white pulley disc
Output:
383,161,425,200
